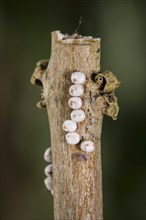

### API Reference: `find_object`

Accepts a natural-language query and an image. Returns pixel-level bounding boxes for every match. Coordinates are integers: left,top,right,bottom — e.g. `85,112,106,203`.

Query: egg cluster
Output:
44,147,53,195
44,72,95,194
62,71,95,153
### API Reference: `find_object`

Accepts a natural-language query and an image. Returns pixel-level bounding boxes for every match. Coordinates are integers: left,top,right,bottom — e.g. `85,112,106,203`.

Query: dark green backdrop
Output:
0,1,145,220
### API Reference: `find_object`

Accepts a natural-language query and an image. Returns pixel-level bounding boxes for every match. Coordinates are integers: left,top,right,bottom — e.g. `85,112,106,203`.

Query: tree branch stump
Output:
31,31,120,220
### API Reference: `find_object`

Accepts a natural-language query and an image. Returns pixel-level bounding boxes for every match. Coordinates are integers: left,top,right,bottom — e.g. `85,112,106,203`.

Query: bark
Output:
45,31,103,220
31,30,111,220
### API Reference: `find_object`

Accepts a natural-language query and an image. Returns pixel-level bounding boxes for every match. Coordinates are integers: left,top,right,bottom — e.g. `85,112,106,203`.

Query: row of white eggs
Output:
62,71,94,153
44,147,53,195
43,72,95,193
43,141,95,194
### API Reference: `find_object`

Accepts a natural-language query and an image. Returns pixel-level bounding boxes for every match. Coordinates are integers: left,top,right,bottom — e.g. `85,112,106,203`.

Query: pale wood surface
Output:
31,30,121,220
38,31,104,220
31,31,107,220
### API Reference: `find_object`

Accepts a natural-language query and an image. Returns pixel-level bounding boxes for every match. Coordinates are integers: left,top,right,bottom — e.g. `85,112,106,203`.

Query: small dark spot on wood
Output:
81,154,87,160
99,76,106,91
91,73,97,82
35,79,43,87
97,48,100,53
71,153,87,162
40,61,48,70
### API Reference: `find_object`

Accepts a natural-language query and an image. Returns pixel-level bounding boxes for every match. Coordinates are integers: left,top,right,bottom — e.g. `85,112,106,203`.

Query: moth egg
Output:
62,120,77,132
71,71,86,84
68,97,82,109
44,176,53,191
69,85,84,97
80,140,95,152
71,109,86,122
44,147,52,162
66,132,80,145
44,164,52,177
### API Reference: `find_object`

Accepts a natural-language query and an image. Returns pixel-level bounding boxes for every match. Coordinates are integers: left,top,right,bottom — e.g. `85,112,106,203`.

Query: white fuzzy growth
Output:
80,140,95,152
71,71,86,84
66,132,80,145
71,109,86,122
62,120,77,132
44,164,52,177
68,97,82,109
44,147,52,162
44,176,53,191
69,85,84,96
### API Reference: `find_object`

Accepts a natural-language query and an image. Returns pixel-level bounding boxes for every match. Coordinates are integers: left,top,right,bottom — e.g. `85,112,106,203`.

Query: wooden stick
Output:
31,31,120,220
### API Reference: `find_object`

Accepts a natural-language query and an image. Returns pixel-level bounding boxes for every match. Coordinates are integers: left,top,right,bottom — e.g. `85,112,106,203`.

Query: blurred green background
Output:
0,0,145,220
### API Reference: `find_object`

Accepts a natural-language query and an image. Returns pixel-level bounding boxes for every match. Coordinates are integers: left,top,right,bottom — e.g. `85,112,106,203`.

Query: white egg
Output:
68,97,83,109
44,147,52,162
62,120,77,132
71,109,86,122
44,164,52,177
80,140,95,152
44,176,53,191
66,132,80,145
69,85,84,96
71,71,86,84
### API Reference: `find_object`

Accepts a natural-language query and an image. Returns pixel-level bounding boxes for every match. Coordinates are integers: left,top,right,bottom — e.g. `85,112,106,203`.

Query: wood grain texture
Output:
43,31,103,220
